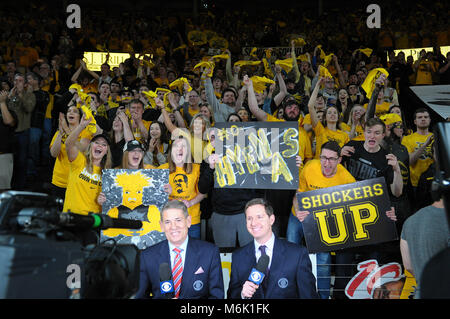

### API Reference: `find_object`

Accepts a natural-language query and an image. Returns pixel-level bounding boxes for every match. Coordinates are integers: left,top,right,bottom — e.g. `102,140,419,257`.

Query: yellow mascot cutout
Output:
102,170,161,238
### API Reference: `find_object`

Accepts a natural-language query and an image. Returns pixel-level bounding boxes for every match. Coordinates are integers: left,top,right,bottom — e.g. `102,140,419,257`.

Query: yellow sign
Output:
392,46,450,61
83,52,132,71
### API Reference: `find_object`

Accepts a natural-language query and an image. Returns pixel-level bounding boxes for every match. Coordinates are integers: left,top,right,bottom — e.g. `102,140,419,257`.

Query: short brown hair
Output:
245,198,274,217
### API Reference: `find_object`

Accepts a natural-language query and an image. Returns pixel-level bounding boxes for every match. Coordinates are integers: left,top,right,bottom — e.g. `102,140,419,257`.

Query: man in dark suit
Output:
135,200,224,299
228,198,319,299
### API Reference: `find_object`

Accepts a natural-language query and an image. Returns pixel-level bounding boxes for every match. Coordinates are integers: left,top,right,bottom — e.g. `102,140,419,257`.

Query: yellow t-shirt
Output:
158,163,202,225
363,101,392,117
292,159,356,216
63,152,103,215
415,61,435,85
50,129,93,188
313,122,350,159
401,132,434,187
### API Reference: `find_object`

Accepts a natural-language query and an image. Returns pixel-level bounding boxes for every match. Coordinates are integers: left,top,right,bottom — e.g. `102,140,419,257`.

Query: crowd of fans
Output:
0,0,449,299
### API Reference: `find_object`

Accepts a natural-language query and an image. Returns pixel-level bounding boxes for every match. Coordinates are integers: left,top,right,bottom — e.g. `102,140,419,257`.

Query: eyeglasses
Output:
320,156,339,163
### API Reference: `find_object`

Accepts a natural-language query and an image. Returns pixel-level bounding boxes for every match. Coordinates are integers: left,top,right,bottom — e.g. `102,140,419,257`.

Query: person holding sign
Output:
291,141,356,299
228,198,318,299
136,200,224,299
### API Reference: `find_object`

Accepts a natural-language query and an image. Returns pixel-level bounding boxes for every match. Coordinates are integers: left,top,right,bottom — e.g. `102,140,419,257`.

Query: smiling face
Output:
149,122,162,139
222,91,236,105
90,137,109,162
171,138,189,166
66,106,81,125
338,89,348,101
320,148,341,178
160,208,191,247
246,204,274,244
192,117,204,136
200,105,211,119
325,106,339,124
127,149,144,169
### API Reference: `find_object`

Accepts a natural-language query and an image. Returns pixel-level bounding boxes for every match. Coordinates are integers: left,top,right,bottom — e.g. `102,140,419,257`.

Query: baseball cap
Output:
91,133,111,146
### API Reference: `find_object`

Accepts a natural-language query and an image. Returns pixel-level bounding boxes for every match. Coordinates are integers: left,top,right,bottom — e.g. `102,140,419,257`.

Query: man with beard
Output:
246,75,312,237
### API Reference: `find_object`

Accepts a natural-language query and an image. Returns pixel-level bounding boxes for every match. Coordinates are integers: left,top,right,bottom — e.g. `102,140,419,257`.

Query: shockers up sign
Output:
297,177,398,253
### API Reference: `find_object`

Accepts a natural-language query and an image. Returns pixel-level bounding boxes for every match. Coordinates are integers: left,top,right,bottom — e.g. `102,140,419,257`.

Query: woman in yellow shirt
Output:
160,94,211,164
49,105,92,200
158,136,206,239
341,104,366,141
63,114,112,215
309,77,349,159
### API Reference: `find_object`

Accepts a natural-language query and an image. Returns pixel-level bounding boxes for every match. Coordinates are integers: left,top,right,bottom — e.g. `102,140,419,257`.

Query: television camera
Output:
0,191,142,299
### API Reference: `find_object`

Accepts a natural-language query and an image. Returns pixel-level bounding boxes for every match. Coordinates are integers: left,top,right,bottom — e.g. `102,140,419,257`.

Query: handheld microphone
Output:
159,262,174,298
56,212,143,230
248,254,270,285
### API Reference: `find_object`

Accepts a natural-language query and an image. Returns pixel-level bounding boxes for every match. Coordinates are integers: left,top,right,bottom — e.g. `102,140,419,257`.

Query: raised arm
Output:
291,40,301,83
365,73,385,121
273,64,287,106
308,77,324,128
66,113,91,162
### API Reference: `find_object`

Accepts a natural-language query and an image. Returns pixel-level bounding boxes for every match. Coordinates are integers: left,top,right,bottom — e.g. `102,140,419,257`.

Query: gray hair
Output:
160,200,189,220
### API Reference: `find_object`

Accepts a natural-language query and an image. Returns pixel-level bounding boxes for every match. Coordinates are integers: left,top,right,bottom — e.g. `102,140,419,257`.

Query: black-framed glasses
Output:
320,156,339,163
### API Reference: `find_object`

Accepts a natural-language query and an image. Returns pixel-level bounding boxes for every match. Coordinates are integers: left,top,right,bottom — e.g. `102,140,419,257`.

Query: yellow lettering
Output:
248,129,272,162
282,128,299,158
302,197,311,210
352,187,363,200
311,195,322,208
341,189,353,202
362,185,374,198
314,207,349,245
229,125,240,136
348,202,379,241
242,145,260,174
331,191,342,203
214,156,236,187
322,193,332,205
271,152,294,183
225,145,245,175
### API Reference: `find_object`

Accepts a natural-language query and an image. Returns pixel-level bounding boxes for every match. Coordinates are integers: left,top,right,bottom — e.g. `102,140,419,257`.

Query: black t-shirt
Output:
342,140,394,186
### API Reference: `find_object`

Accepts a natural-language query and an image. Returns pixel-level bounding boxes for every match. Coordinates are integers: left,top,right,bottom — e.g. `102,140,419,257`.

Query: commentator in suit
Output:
228,198,319,299
136,200,224,299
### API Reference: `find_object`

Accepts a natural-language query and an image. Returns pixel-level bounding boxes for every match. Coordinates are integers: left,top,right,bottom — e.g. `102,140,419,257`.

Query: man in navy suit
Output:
135,200,224,299
228,198,319,299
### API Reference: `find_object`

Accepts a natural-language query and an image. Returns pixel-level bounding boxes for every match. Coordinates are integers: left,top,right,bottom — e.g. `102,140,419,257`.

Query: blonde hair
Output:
84,143,113,174
168,136,193,174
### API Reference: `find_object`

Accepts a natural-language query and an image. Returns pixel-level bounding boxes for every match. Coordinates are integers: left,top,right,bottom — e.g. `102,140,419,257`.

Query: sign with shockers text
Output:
297,177,398,253
213,121,299,189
